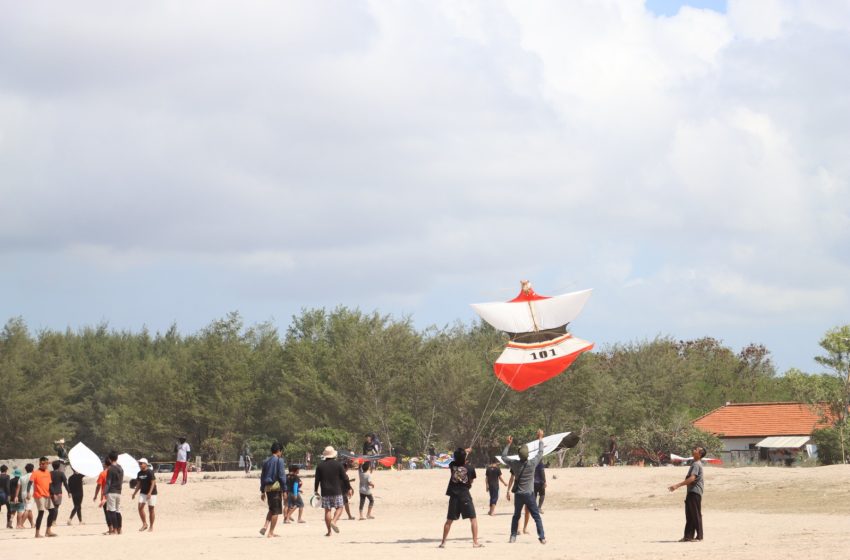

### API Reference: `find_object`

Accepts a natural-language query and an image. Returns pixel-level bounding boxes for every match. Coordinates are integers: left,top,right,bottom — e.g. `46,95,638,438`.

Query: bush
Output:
812,427,849,465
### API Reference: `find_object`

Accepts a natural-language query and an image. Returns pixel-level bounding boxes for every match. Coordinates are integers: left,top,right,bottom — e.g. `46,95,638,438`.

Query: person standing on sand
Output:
668,446,706,542
438,447,482,549
20,463,35,529
31,457,56,538
259,443,287,538
169,437,191,485
48,460,69,530
485,459,507,516
284,464,305,524
358,461,375,520
314,446,348,537
131,458,157,532
500,430,546,544
0,465,10,527
67,469,84,525
93,458,111,534
102,451,124,535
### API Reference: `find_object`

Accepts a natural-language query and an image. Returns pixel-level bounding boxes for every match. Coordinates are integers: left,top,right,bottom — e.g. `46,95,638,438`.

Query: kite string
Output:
469,358,527,450
468,351,502,448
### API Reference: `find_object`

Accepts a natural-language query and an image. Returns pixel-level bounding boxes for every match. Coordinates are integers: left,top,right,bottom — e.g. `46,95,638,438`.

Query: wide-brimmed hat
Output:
322,446,338,459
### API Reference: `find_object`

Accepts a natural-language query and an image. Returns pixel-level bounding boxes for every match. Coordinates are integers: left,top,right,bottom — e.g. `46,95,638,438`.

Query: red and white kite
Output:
471,281,594,391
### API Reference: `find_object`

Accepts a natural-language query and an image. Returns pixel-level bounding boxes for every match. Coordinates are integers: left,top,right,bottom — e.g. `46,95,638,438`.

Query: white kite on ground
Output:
68,442,103,477
117,453,141,480
497,432,575,464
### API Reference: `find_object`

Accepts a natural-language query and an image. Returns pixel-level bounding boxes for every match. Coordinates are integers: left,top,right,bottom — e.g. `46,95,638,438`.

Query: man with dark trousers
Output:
668,446,706,542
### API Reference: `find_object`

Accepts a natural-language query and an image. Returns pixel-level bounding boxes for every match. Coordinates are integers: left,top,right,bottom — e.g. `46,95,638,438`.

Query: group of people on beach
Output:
258,442,377,538
0,450,160,539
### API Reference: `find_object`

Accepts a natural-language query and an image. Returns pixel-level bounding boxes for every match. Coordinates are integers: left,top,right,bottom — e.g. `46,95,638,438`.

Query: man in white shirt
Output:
169,437,191,485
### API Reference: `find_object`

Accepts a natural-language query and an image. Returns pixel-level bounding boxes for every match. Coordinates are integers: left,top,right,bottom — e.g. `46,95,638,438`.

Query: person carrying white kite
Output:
500,430,546,544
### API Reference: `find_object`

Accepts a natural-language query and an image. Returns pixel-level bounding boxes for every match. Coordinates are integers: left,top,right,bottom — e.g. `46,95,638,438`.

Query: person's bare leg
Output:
488,503,496,516
332,506,343,529
345,502,354,520
267,514,279,537
471,518,482,547
148,506,155,531
324,508,333,536
439,519,452,547
260,511,271,535
297,506,305,522
138,503,148,530
367,502,374,519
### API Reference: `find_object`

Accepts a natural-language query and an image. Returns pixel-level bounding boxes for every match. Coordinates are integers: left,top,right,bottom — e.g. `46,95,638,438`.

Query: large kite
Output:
471,280,594,391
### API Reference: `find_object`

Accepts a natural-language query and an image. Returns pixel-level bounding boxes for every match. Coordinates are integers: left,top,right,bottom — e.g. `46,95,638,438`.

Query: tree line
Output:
1,311,847,465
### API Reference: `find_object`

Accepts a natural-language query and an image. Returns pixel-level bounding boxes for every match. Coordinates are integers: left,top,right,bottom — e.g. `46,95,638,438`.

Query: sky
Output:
1,0,849,375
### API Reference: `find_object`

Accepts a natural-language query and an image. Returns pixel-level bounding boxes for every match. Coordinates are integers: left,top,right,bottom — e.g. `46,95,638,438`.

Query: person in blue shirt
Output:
259,443,287,538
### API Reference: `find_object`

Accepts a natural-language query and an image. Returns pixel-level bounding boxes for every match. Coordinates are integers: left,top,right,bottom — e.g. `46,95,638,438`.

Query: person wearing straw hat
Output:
314,446,348,537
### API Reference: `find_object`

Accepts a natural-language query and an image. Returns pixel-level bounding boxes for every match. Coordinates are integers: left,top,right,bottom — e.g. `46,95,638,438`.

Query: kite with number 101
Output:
471,281,594,391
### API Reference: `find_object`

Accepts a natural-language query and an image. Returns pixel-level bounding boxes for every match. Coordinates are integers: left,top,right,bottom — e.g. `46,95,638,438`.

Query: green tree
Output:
814,325,850,463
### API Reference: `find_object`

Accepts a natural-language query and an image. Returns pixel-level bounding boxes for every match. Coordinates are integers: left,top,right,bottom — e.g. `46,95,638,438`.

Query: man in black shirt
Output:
67,470,85,525
48,460,69,530
104,451,124,535
314,446,348,537
439,447,482,548
485,459,507,516
131,458,157,532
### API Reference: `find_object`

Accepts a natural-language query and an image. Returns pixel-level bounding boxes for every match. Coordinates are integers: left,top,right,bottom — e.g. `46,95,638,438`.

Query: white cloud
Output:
1,0,849,372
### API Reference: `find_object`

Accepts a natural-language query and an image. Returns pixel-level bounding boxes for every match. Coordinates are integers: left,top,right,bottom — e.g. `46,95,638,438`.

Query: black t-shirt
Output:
106,464,124,494
314,459,347,496
485,466,502,490
286,473,302,494
49,470,69,495
136,469,157,495
445,461,476,497
0,473,10,495
68,473,84,496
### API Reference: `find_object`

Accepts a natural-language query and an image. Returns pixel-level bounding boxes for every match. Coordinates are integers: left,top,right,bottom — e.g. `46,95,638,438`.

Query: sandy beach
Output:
4,464,850,559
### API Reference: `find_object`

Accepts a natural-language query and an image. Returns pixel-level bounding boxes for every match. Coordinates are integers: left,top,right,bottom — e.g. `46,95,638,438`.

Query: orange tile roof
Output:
692,402,833,438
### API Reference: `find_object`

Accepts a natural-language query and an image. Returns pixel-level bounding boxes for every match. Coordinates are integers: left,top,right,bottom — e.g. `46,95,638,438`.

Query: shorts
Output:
12,501,26,513
106,493,122,513
139,494,158,507
266,491,283,515
287,495,304,509
321,494,344,510
447,494,476,520
533,482,546,497
24,498,34,511
35,497,55,512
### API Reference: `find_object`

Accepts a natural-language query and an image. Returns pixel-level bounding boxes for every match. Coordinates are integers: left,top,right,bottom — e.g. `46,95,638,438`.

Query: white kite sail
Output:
68,442,103,477
497,432,572,464
471,289,592,334
117,453,140,480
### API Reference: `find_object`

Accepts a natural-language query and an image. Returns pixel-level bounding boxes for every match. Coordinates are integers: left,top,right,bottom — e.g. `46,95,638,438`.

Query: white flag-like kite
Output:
117,453,141,480
68,442,103,477
497,432,575,464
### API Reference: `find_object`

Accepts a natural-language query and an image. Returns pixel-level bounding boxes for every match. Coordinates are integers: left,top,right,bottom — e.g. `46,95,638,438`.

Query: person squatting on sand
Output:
102,451,124,535
131,458,157,532
501,430,546,544
284,464,305,524
439,446,482,548
259,442,287,538
358,461,375,520
314,446,348,537
669,446,706,542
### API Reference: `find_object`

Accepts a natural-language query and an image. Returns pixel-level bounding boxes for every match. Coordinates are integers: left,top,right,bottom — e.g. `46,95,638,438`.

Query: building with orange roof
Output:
692,402,833,464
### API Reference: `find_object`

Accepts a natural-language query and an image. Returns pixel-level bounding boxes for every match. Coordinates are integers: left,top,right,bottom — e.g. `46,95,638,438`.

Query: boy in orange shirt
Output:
93,458,112,534
30,457,56,538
